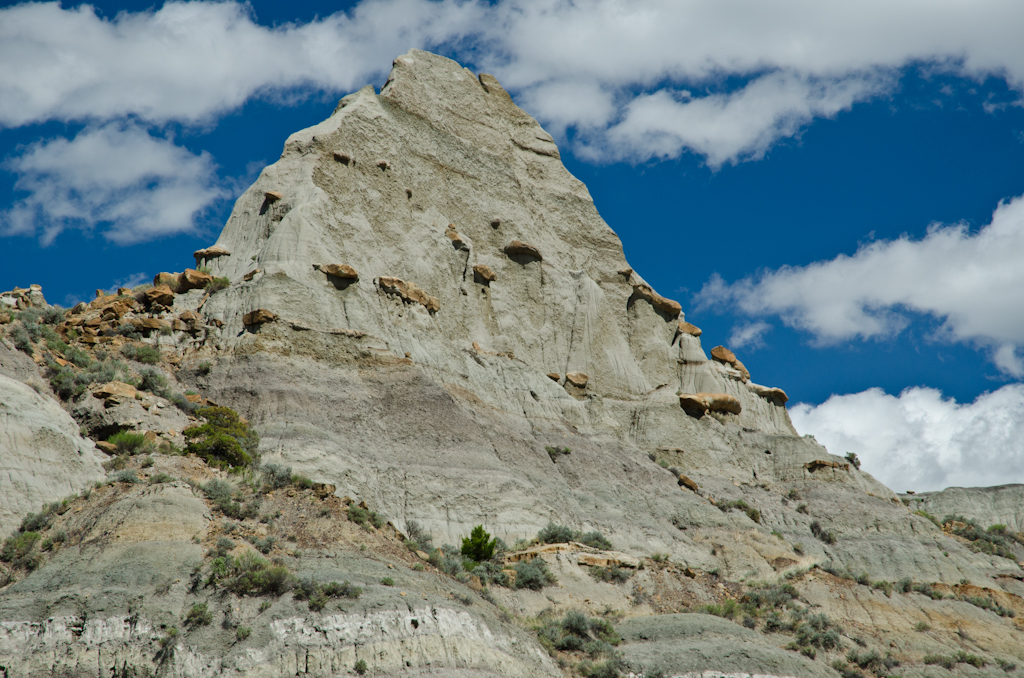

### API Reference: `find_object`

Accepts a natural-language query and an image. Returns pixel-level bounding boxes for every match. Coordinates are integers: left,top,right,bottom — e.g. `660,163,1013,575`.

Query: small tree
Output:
461,525,497,562
844,452,861,469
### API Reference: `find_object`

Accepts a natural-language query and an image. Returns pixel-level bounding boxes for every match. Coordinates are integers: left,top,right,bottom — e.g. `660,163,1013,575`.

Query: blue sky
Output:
3,0,1024,491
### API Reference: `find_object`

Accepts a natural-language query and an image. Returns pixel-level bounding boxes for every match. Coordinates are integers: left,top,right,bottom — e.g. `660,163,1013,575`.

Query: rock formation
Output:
2,49,1024,678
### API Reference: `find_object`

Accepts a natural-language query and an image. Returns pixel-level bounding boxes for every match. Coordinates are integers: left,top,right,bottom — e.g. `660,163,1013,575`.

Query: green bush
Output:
209,550,294,596
113,469,139,484
138,368,169,397
121,344,161,364
293,577,361,610
1,531,41,567
514,558,556,590
261,464,292,490
380,576,394,586
354,659,368,675
579,531,613,550
461,525,497,562
538,522,576,544
184,406,260,469
236,626,251,641
844,452,861,469
717,499,761,524
291,474,313,489
348,506,385,530
589,564,632,584
405,520,433,551
108,431,146,455
545,445,571,461
184,602,212,626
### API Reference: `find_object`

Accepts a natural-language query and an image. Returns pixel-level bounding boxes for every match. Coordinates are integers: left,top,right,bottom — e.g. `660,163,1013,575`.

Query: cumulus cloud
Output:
790,384,1024,492
4,1,1024,161
6,0,1024,242
2,123,228,244
701,195,1024,375
0,0,481,127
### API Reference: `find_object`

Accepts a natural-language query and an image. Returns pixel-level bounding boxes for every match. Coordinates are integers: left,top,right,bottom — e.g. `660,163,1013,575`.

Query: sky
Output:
3,0,1024,492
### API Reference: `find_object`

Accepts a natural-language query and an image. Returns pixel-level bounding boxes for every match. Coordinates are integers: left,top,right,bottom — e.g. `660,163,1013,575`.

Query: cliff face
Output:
2,50,1024,678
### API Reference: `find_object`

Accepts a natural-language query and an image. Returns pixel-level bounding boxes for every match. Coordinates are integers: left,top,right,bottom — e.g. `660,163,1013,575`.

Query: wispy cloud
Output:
791,384,1024,492
729,321,772,350
2,123,228,244
701,194,1024,375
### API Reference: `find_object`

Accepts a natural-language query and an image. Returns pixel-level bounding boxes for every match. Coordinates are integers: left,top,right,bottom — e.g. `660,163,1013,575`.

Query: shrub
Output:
184,602,212,626
291,474,313,489
214,550,294,596
113,469,139,484
10,324,33,353
589,564,632,584
545,445,571,461
809,520,836,544
348,506,385,530
461,525,497,562
915,621,931,631
236,626,251,641
380,577,394,586
293,577,361,610
184,406,260,469
718,499,761,524
108,431,146,455
64,346,93,368
121,344,161,364
138,368,169,397
796,503,809,514
261,464,292,490
354,659,368,675
703,599,739,619
844,452,861,469
405,520,433,551
1,531,41,568
537,522,576,544
202,479,260,520
579,531,613,550
513,558,556,590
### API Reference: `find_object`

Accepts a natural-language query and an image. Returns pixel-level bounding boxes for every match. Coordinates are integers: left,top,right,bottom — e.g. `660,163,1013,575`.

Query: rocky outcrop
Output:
178,268,214,292
565,372,589,388
677,320,702,337
632,282,682,316
377,276,440,313
314,263,359,279
242,309,278,325
710,345,750,382
679,392,742,415
193,244,231,265
503,240,542,260
144,284,175,307
473,264,497,283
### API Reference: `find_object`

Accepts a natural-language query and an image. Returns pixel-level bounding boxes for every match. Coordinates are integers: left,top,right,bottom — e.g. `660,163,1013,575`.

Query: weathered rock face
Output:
9,50,1024,678
904,485,1024,531
0,375,106,534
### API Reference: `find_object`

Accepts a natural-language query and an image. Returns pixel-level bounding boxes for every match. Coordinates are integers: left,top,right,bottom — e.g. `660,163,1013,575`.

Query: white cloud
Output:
729,321,772,350
2,123,228,244
790,384,1024,492
0,0,482,127
6,0,1024,242
701,195,1024,375
105,272,150,294
4,1,1024,165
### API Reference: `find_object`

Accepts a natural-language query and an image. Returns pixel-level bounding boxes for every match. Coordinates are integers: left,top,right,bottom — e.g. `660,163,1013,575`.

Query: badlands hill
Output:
2,50,1024,678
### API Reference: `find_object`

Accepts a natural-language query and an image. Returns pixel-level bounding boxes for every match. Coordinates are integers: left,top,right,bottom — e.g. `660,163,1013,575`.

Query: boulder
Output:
133,317,170,332
152,272,179,288
243,309,279,325
618,266,633,277
445,224,469,250
677,321,702,337
264,190,284,202
193,244,231,263
378,276,440,313
678,474,699,493
315,263,359,280
95,441,118,454
546,373,561,382
473,264,497,283
178,268,214,292
243,268,261,281
93,381,138,402
679,392,742,415
632,283,681,316
710,345,737,364
565,372,589,388
144,285,175,307
503,240,542,260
